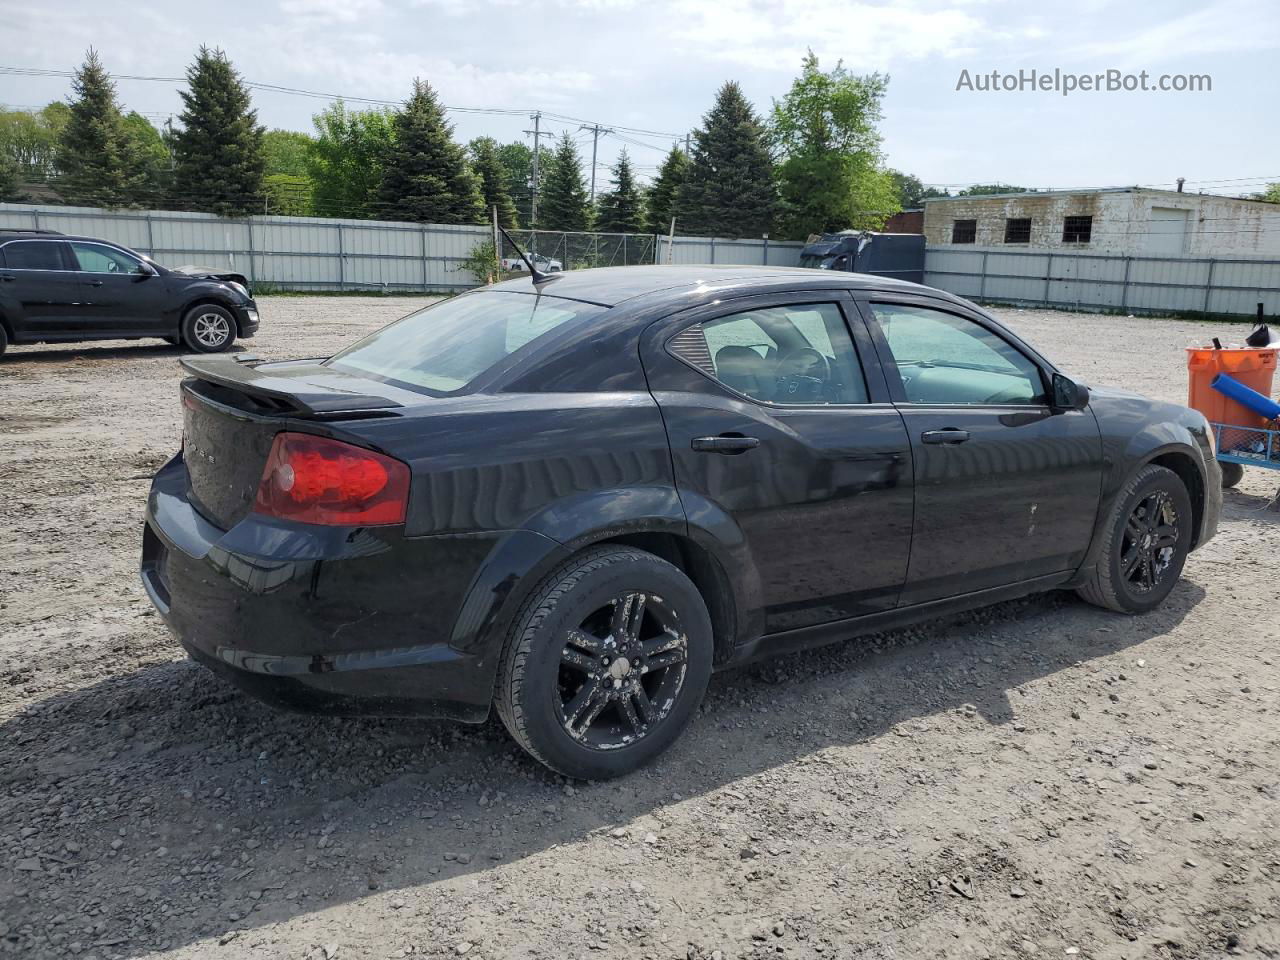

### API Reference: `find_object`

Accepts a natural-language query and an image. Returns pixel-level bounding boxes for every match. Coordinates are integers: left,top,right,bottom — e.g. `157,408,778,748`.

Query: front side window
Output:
327,290,603,394
71,241,142,274
869,303,1045,405
670,303,869,405
2,240,67,271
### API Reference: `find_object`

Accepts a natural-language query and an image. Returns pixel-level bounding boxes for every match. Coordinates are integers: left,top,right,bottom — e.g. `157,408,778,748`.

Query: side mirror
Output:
1052,372,1090,411
134,262,157,279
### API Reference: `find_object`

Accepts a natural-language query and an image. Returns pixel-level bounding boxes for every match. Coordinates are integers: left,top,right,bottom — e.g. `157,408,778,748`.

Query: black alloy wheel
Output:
495,546,713,779
1077,464,1193,614
556,590,689,750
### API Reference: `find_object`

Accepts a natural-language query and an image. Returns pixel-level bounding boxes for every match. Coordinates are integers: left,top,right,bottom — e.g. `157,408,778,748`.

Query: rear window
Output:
327,290,604,394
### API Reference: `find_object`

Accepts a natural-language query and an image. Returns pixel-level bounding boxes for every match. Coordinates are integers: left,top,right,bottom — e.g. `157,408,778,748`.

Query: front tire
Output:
181,305,236,353
1077,464,1193,614
495,546,713,779
0,323,8,357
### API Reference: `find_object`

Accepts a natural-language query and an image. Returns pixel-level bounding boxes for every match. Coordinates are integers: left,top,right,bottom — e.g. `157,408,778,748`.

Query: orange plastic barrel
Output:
1186,347,1278,428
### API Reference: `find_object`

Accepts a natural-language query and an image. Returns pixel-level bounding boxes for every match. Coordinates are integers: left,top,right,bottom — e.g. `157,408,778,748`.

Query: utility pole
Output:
579,123,613,203
522,112,553,226
684,132,691,155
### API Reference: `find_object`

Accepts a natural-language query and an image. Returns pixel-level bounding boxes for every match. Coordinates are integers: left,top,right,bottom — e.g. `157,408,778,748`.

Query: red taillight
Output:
253,432,410,526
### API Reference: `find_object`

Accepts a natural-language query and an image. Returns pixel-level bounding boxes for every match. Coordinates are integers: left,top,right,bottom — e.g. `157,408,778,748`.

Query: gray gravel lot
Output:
1,295,1278,960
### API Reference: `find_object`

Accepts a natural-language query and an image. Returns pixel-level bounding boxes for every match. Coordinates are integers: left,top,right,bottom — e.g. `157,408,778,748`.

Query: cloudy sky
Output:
2,0,1277,196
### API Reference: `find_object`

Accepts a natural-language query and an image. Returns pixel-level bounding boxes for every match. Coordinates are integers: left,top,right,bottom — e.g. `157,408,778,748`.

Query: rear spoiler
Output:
180,355,404,416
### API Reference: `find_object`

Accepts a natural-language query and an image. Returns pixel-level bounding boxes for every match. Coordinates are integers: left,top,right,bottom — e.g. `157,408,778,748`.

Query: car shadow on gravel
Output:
0,582,1203,957
3,342,246,363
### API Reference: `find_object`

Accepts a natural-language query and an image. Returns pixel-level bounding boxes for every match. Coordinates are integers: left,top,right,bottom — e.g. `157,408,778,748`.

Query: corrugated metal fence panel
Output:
657,236,803,267
925,243,1280,317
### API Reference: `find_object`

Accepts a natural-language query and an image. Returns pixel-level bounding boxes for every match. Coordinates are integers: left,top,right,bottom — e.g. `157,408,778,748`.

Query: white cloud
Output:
279,0,384,24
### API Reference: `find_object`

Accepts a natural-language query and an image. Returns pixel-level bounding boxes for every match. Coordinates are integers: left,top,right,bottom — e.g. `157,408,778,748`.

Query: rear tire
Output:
0,323,7,357
181,305,236,353
495,546,713,779
1220,461,1244,489
1077,464,1193,614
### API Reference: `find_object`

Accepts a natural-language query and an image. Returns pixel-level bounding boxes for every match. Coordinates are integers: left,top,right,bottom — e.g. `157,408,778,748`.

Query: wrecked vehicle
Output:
0,229,258,356
142,265,1220,779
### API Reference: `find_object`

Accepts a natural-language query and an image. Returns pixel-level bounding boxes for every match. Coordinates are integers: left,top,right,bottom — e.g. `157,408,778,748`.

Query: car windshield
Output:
326,290,603,394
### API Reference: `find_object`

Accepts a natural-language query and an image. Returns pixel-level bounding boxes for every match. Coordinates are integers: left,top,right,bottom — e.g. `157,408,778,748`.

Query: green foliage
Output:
458,237,499,285
377,79,484,225
956,183,1032,196
263,130,314,178
308,102,395,219
0,103,68,181
0,149,19,201
496,141,538,222
121,112,172,206
643,145,688,235
538,132,591,231
594,148,644,233
173,46,266,216
264,174,313,215
468,136,518,228
1260,183,1280,204
678,81,777,238
888,170,948,208
56,50,144,207
771,53,897,237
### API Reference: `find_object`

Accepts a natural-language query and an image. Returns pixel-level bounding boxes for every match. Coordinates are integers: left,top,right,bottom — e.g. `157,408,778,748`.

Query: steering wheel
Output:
774,348,830,402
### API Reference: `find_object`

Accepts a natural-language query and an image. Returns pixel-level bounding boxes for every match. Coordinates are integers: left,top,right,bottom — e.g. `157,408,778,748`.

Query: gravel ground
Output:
2,296,1278,960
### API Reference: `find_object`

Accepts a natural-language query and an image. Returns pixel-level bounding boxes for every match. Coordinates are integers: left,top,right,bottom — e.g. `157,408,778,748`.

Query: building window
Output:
1062,215,1093,243
1004,218,1032,243
951,219,977,244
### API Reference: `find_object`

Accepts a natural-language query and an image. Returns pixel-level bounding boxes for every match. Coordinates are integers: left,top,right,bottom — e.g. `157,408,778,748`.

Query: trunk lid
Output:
179,355,412,529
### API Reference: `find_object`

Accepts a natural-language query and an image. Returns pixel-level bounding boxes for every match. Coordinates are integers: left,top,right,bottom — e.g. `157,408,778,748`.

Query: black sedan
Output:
142,266,1220,778
0,229,258,356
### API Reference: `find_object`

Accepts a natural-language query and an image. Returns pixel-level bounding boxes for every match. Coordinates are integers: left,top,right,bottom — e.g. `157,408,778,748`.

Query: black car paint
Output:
141,266,1221,722
0,232,258,346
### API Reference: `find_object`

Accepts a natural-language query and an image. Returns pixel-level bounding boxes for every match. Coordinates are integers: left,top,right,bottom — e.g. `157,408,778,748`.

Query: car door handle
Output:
0,274,14,282
83,279,104,287
921,429,971,445
691,435,760,454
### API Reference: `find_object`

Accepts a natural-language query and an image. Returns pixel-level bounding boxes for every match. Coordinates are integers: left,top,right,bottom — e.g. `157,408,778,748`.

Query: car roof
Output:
489,264,948,308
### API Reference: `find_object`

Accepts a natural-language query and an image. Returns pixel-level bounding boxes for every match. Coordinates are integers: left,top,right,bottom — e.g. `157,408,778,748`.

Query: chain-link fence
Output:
499,229,657,272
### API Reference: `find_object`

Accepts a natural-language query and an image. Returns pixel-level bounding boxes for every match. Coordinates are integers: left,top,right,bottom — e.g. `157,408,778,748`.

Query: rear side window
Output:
670,302,869,405
327,290,604,395
2,240,67,270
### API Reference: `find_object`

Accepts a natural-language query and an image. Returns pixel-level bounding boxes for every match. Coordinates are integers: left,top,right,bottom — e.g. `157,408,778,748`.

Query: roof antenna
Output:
496,223,561,287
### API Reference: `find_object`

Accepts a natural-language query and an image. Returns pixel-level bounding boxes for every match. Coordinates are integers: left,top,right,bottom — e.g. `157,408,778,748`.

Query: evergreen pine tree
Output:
642,144,688,235
56,50,143,207
537,132,590,231
468,137,518,228
378,79,484,225
678,82,777,238
594,149,643,233
173,47,265,216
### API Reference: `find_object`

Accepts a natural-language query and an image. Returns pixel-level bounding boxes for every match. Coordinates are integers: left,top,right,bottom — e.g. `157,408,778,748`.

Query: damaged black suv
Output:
0,229,258,356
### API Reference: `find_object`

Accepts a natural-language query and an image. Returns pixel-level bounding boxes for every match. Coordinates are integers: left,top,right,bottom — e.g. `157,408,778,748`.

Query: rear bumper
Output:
141,454,495,722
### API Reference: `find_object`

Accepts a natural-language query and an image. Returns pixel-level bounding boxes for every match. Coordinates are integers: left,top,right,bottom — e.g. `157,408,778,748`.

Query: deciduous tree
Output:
772,53,898,237
307,102,395,219
377,79,484,225
172,47,266,215
678,82,776,238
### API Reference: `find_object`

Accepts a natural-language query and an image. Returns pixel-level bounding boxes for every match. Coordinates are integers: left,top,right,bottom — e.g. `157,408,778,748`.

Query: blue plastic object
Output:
1210,372,1280,421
